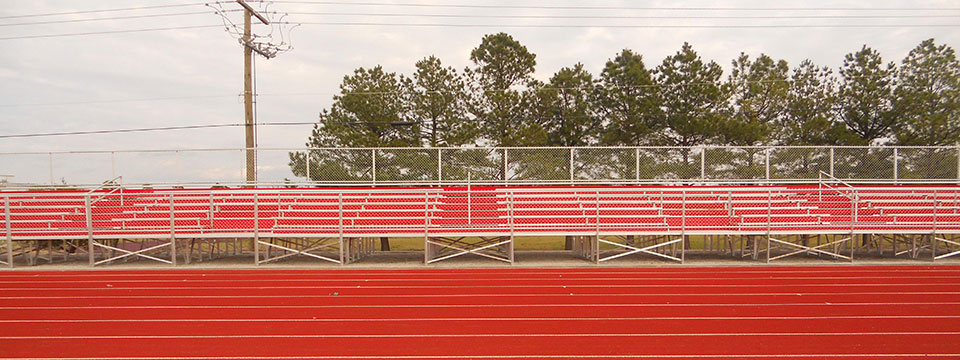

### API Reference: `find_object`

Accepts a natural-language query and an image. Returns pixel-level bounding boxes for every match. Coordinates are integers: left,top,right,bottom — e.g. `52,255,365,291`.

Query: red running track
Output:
0,265,959,359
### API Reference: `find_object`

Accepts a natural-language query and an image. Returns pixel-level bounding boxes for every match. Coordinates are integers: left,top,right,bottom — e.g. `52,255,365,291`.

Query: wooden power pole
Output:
237,0,270,184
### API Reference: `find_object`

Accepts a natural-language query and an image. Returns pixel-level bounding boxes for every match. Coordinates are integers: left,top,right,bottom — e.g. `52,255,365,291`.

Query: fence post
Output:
4,196,12,268
111,152,116,180
371,149,377,185
503,149,509,184
700,148,706,180
85,195,94,266
569,148,575,184
305,148,311,183
635,147,640,183
764,148,771,181
437,148,443,185
893,148,899,184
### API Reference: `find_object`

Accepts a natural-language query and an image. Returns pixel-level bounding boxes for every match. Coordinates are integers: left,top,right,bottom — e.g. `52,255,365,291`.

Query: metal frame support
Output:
700,148,706,180
437,148,443,185
169,194,177,266
893,148,899,183
570,148,575,184
764,148,771,181
86,195,94,266
635,147,641,183
4,196,12,268
338,193,344,264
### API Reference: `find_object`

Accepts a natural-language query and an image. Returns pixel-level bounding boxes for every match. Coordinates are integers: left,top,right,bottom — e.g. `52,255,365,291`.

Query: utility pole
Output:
237,0,270,184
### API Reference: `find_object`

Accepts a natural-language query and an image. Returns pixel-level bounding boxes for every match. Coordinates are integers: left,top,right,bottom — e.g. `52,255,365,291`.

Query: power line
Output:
0,25,223,41
284,21,960,29
0,95,237,107
286,11,960,20
0,2,214,20
273,1,960,11
0,122,318,139
0,11,239,27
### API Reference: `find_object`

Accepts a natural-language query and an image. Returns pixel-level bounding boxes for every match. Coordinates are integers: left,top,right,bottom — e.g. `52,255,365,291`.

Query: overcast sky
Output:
1,0,958,184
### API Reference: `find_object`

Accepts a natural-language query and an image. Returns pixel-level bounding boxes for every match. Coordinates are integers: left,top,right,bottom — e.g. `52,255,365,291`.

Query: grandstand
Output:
2,146,960,267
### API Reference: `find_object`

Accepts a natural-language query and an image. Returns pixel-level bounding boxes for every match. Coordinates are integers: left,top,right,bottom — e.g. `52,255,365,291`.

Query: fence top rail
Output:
4,184,960,199
1,145,958,156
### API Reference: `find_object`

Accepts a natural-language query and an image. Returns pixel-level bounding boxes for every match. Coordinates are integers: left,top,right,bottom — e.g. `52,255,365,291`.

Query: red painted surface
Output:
0,265,958,359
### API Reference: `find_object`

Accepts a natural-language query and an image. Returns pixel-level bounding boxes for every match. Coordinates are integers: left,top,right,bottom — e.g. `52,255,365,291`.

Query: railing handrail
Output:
86,176,123,206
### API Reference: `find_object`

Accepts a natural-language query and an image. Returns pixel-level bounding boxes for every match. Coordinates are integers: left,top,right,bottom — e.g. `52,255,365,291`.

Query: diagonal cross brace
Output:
426,238,512,264
767,237,851,261
598,237,683,263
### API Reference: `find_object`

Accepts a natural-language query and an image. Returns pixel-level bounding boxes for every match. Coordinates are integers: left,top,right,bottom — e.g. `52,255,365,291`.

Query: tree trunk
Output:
380,237,390,251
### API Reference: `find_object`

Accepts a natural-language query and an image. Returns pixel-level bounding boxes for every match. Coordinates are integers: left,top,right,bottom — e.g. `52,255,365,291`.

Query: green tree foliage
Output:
290,35,960,184
535,63,601,146
597,49,662,146
289,66,415,181
780,60,850,146
466,32,542,147
405,56,474,147
656,42,728,162
894,39,960,146
837,46,898,144
893,39,960,179
724,53,789,147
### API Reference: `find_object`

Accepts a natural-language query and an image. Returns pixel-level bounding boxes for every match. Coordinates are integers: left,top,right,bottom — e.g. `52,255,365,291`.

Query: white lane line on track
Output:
2,266,958,277
2,292,957,299
8,355,960,359
3,283,959,291
3,302,960,310
2,315,959,323
4,275,960,284
2,332,960,339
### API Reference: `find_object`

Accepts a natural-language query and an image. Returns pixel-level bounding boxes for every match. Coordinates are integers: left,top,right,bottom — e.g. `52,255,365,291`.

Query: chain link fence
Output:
2,146,958,188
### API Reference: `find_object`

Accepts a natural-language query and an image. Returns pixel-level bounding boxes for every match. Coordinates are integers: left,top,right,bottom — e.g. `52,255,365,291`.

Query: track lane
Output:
1,265,958,359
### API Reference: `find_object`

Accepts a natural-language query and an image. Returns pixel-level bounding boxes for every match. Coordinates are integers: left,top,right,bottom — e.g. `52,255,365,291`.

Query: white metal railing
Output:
4,185,960,241
1,146,959,188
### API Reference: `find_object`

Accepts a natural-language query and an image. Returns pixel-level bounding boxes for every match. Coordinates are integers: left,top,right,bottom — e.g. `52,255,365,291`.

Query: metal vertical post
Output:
700,148,706,180
467,173,472,225
371,149,377,184
594,191,600,264
169,194,177,266
508,191,514,264
681,190,686,264
4,196,13,268
635,147,640,183
253,193,260,265
423,194,429,264
437,148,443,185
503,149,509,185
764,148,771,181
305,149,311,182
111,152,116,180
829,148,835,177
766,190,772,263
569,148,575,184
932,190,938,261
893,148,899,183
338,193,344,265
85,195,94,266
